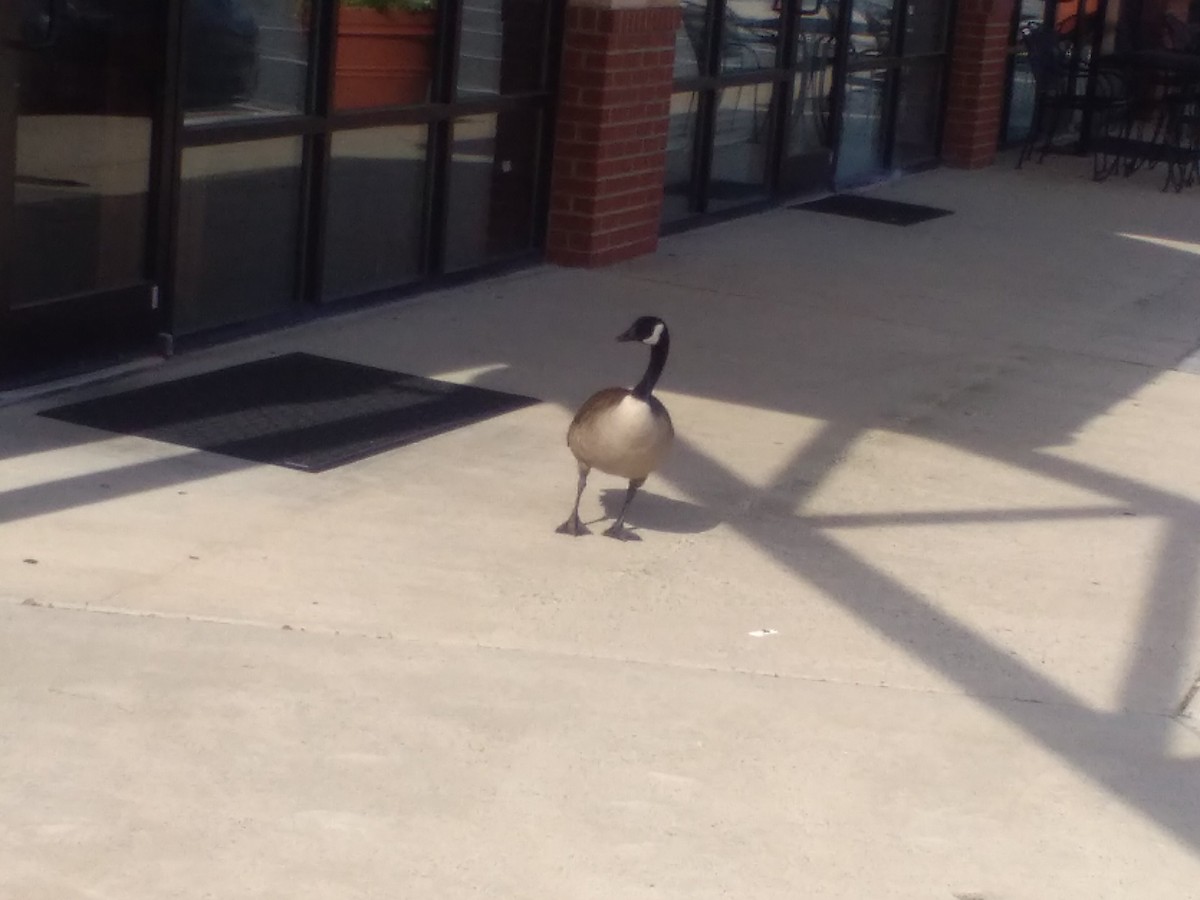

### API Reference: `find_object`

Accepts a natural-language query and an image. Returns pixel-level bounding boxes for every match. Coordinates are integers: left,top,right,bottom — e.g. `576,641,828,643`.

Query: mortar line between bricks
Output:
9,595,1187,724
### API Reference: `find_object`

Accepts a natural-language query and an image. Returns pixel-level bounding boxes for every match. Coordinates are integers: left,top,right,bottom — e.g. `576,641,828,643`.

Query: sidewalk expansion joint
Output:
12,596,1176,721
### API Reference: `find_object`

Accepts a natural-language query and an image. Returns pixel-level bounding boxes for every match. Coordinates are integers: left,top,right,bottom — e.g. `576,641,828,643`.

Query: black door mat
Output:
40,352,540,473
791,194,953,226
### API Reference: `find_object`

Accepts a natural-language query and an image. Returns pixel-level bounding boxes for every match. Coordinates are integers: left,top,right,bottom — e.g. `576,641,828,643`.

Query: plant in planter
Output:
335,0,439,110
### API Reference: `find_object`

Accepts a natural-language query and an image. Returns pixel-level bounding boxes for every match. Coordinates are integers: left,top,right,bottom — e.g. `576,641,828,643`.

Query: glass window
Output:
1005,48,1037,144
674,3,702,79
678,0,779,78
787,59,833,157
721,0,780,74
662,91,699,222
333,0,439,110
173,138,303,333
836,69,889,184
903,0,951,56
893,62,942,166
183,0,309,122
10,0,155,305
323,126,429,299
849,0,892,58
678,0,710,76
457,0,548,97
444,110,541,271
707,84,771,210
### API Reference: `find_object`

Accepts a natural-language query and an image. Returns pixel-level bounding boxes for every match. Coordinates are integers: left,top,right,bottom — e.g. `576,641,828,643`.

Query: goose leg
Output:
603,477,645,540
555,465,591,536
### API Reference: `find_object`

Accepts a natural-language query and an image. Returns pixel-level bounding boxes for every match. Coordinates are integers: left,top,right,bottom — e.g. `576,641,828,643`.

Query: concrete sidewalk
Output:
3,155,1200,899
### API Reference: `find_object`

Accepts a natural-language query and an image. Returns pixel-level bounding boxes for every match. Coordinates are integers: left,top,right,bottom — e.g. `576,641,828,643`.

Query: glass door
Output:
663,0,787,222
779,0,840,192
0,0,162,375
833,0,950,185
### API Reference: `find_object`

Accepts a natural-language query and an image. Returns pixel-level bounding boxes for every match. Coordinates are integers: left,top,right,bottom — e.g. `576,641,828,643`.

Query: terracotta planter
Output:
334,7,437,110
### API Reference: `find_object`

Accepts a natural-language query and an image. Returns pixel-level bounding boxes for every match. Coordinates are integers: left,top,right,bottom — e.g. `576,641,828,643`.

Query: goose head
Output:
617,316,667,346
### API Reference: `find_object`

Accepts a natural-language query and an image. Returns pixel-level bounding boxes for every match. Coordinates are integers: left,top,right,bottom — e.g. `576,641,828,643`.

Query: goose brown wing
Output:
568,387,630,439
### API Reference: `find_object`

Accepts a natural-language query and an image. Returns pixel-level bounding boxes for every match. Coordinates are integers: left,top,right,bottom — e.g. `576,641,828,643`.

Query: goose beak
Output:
616,325,638,342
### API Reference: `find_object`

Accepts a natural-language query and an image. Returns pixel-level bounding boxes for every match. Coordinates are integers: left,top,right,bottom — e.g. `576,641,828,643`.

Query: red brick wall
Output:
546,1,681,268
942,0,1017,168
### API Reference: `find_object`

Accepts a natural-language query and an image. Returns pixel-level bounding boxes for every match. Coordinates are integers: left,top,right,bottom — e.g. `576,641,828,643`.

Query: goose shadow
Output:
597,487,722,536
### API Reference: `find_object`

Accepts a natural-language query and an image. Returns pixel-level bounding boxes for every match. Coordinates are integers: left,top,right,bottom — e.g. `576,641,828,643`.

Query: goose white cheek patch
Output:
643,322,664,345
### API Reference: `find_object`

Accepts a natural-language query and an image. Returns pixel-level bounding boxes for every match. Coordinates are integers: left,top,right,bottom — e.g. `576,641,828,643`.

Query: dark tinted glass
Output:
720,0,780,74
662,91,700,221
457,0,549,97
903,0,951,55
444,110,541,271
324,126,429,299
893,62,943,166
183,0,310,121
10,0,154,305
707,84,771,210
174,139,303,333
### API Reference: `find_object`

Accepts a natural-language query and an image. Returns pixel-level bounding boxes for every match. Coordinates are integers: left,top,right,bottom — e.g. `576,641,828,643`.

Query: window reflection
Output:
851,0,892,57
457,0,548,97
444,110,540,271
334,0,439,110
893,63,942,166
708,84,771,209
12,0,155,305
904,0,950,56
787,55,833,156
678,0,779,76
183,0,309,121
663,91,699,221
1005,33,1037,143
324,126,428,299
674,7,701,79
836,69,889,183
719,0,779,73
679,1,711,74
174,139,303,333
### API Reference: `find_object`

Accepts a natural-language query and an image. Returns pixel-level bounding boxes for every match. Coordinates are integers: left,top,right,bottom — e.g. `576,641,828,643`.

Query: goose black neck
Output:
633,331,669,400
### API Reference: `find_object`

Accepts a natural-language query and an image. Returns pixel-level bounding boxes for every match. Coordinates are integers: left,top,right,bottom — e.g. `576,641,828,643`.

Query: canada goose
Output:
556,316,675,540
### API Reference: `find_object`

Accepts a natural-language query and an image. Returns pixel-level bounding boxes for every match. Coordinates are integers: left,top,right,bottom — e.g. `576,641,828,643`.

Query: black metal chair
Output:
1162,74,1200,191
1016,24,1127,167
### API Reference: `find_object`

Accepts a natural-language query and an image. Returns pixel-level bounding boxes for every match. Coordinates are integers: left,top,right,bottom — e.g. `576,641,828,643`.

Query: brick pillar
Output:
546,0,680,268
942,0,1017,168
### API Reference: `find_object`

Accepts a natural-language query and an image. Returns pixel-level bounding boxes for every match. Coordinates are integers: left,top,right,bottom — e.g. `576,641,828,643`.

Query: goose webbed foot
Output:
602,478,644,541
556,514,590,536
602,523,641,541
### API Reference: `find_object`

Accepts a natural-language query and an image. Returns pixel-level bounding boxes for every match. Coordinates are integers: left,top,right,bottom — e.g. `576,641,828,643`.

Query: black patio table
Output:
1089,49,1200,191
